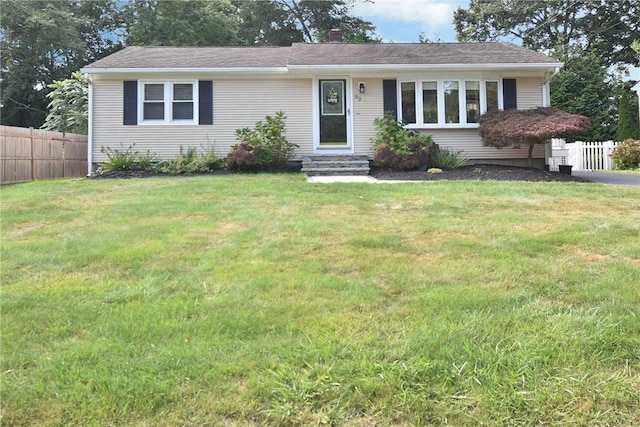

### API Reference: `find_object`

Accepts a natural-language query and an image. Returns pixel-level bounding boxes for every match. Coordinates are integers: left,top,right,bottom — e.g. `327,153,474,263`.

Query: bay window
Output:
444,81,460,124
465,81,480,123
486,81,499,112
401,82,417,124
422,81,438,124
398,79,502,127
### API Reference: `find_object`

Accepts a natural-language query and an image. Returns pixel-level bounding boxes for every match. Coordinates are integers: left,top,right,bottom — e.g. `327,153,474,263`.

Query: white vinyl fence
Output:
549,140,620,171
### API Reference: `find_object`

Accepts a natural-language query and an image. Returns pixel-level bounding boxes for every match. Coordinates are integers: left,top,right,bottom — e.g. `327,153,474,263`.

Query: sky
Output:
352,0,470,43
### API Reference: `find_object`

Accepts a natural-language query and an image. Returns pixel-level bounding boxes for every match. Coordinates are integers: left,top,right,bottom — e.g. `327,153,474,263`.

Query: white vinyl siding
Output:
352,77,384,156
517,77,543,109
91,77,314,162
427,129,544,160
91,74,547,163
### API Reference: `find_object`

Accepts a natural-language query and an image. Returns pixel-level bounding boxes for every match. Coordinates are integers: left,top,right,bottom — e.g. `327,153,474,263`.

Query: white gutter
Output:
87,74,93,176
287,62,564,72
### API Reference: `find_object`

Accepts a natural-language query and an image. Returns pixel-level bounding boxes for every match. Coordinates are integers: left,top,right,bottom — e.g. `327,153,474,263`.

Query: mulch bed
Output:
91,164,589,183
370,164,589,183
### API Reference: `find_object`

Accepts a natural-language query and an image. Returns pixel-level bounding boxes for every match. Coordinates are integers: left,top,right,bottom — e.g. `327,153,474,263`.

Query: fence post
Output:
30,127,35,181
576,141,583,170
62,132,66,178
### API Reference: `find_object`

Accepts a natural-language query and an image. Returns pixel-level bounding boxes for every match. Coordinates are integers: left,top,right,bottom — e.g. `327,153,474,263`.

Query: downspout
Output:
87,74,93,176
542,67,560,107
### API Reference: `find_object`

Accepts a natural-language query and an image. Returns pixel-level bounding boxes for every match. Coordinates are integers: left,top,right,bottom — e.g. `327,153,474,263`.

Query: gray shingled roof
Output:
288,42,560,66
84,46,291,69
83,42,561,71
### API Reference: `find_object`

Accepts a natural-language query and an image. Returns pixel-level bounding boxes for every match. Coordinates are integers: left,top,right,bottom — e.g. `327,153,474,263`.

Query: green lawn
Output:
2,175,639,426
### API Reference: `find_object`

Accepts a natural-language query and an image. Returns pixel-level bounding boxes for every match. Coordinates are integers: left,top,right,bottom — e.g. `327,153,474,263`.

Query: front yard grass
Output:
2,175,639,426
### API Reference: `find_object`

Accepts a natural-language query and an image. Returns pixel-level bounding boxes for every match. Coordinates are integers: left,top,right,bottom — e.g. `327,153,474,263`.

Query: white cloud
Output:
354,0,456,27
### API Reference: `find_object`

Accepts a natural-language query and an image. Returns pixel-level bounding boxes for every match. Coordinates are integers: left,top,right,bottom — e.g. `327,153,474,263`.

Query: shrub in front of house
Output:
372,112,438,170
226,111,298,170
100,144,158,172
610,138,640,170
429,148,468,169
154,146,222,174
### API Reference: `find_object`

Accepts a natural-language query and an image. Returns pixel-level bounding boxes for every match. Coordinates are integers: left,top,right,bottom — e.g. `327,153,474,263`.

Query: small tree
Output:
42,71,88,135
478,107,590,168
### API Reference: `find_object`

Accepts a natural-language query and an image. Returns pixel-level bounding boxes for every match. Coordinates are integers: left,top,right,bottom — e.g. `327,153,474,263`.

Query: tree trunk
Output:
528,143,535,168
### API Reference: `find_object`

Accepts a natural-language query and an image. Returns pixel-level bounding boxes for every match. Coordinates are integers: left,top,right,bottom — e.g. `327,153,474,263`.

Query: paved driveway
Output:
572,171,640,187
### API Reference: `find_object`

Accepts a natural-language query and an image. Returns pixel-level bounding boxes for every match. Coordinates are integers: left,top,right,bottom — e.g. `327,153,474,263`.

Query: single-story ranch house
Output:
81,32,563,174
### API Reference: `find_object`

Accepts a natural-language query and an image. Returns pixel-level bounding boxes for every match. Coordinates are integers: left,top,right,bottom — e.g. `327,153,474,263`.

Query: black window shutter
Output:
123,81,137,125
383,79,398,120
503,79,517,110
199,81,213,125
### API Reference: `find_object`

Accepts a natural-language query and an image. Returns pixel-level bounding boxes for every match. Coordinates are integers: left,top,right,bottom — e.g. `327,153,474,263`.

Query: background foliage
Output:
0,0,122,128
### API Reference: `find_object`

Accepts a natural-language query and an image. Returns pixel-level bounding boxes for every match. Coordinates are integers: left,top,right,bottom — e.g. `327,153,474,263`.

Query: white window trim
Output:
398,78,503,129
138,80,199,125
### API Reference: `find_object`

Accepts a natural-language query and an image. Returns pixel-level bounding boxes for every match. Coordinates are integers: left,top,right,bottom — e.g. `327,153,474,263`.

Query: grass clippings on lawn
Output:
1,175,639,426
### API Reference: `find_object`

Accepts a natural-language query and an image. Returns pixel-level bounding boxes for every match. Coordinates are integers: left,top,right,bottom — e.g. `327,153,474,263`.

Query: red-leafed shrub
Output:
478,107,590,167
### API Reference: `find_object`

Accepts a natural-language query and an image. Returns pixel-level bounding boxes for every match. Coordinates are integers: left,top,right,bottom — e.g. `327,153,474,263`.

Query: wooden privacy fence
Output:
1,126,87,184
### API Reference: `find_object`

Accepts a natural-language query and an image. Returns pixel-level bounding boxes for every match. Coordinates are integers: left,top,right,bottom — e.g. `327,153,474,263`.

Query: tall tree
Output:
123,0,239,46
616,88,640,141
454,0,639,67
235,0,379,45
0,0,122,128
550,49,616,141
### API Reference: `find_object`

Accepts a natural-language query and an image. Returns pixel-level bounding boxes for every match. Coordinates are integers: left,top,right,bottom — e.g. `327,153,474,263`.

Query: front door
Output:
318,79,350,149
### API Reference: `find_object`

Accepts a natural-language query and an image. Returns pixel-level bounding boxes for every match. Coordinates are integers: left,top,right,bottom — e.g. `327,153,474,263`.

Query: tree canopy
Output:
478,107,591,166
1,0,377,130
454,0,640,67
0,0,122,128
123,0,240,46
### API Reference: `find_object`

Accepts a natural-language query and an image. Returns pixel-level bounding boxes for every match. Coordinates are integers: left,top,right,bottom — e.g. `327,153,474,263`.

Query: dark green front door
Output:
319,79,348,146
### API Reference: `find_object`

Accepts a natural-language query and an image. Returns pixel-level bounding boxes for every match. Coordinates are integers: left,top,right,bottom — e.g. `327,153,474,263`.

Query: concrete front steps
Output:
301,155,371,176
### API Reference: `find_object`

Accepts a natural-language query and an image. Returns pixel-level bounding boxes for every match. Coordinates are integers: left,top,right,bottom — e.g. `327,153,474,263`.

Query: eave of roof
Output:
286,63,563,71
81,43,563,75
81,67,290,74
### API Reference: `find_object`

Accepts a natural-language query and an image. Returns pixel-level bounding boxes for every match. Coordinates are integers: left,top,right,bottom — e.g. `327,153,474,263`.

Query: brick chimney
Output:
329,29,343,43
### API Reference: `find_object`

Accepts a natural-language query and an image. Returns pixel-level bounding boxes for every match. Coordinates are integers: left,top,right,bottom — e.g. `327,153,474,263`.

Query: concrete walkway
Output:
308,172,640,187
307,175,413,184
572,171,640,187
